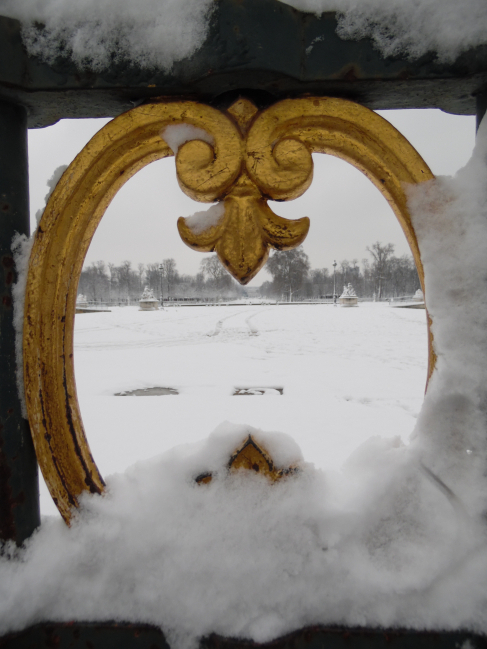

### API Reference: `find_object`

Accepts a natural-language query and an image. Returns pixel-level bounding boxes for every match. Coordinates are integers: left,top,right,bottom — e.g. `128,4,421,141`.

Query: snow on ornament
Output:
339,283,358,307
139,286,160,311
195,434,301,485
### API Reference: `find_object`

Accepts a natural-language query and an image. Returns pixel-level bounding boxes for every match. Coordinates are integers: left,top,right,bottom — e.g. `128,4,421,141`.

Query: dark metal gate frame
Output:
0,0,486,645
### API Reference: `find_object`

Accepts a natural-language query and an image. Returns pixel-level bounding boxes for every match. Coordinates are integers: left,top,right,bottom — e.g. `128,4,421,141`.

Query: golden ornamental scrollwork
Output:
24,96,435,523
174,97,311,284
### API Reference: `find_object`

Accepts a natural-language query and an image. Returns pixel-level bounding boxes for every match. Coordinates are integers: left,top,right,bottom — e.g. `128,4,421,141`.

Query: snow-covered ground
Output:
23,301,487,644
39,302,427,516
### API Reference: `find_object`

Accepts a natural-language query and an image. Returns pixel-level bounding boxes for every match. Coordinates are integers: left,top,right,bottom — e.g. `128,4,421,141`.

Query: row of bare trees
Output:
78,256,243,302
78,242,420,303
261,242,420,300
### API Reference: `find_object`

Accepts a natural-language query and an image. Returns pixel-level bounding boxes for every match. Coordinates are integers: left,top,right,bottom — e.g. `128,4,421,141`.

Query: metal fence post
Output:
476,91,487,131
0,99,40,545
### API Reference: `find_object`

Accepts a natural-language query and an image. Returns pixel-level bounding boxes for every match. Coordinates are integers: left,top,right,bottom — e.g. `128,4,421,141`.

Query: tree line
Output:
78,255,244,303
78,241,420,303
261,241,420,301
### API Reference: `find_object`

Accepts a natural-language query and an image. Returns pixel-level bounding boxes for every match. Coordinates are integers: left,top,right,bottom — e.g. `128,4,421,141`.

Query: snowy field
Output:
40,302,427,517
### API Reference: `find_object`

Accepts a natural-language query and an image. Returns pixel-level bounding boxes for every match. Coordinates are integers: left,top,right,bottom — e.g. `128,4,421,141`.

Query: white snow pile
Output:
279,0,487,62
183,204,225,235
406,114,487,518
10,165,68,418
162,124,224,235
140,286,157,301
0,421,480,645
340,283,357,298
10,233,34,419
1,0,214,71
34,164,68,227
3,0,486,69
161,124,214,155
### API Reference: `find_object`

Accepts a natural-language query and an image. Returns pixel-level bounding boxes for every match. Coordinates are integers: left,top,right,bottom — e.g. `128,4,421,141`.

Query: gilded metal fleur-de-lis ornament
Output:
173,98,311,285
25,95,434,522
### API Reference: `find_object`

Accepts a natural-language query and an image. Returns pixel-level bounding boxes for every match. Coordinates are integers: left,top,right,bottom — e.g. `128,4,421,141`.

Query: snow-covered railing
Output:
0,1,486,128
1,1,487,647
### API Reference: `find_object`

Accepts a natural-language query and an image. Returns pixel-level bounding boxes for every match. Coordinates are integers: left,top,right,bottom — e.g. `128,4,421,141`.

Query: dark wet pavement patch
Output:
115,387,179,396
233,387,283,396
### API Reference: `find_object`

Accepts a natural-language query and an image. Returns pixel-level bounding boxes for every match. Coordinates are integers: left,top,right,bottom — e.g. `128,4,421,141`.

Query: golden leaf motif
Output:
174,98,311,285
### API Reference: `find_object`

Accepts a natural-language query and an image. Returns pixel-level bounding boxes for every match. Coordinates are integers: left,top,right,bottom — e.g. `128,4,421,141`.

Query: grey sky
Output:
28,109,476,286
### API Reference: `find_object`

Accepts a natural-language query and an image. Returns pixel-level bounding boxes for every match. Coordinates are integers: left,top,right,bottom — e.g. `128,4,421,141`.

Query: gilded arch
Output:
23,97,435,523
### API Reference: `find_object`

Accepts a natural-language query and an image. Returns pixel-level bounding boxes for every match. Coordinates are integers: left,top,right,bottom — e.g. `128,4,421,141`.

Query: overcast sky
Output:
27,109,476,286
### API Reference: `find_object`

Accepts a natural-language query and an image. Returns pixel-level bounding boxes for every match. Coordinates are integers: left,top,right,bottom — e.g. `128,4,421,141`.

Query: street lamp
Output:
333,260,337,306
158,263,164,309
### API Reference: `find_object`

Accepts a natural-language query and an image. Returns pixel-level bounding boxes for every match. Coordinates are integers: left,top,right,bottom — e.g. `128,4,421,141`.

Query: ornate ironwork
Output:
23,96,434,522
175,97,310,283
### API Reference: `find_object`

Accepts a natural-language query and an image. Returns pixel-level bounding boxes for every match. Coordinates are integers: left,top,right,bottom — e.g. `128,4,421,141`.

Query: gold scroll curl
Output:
175,98,311,284
24,97,434,523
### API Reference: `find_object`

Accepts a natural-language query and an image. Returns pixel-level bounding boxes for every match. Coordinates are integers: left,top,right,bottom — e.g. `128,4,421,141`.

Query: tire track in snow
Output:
206,309,255,337
245,308,273,336
75,307,272,350
75,309,230,350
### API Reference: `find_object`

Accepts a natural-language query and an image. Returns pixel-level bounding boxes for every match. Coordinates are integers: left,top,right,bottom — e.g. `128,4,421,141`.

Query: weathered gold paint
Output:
23,97,435,523
229,435,298,482
177,167,311,284
226,97,258,134
195,435,298,484
176,98,310,283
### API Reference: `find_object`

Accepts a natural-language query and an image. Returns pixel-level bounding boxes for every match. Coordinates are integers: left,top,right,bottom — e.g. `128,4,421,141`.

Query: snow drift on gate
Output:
2,0,486,71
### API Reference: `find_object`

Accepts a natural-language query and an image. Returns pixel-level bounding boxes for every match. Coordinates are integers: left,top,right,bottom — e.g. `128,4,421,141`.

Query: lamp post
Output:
158,263,164,309
333,260,337,306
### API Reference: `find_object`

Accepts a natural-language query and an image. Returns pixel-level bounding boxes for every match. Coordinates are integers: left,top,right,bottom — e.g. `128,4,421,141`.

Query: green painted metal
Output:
0,622,169,648
0,100,40,546
477,92,487,129
205,627,487,649
0,0,486,127
0,624,486,649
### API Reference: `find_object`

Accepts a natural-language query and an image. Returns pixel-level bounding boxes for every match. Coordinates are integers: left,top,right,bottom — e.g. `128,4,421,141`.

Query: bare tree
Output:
146,263,161,295
79,260,109,301
200,255,231,293
366,242,395,300
361,258,370,296
266,247,310,301
389,254,420,297
117,260,133,298
310,268,331,298
108,262,116,301
137,263,145,292
160,258,178,297
339,259,350,287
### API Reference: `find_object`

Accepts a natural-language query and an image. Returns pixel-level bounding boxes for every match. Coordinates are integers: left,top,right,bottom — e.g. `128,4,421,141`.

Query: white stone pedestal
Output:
139,299,160,311
339,296,358,307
